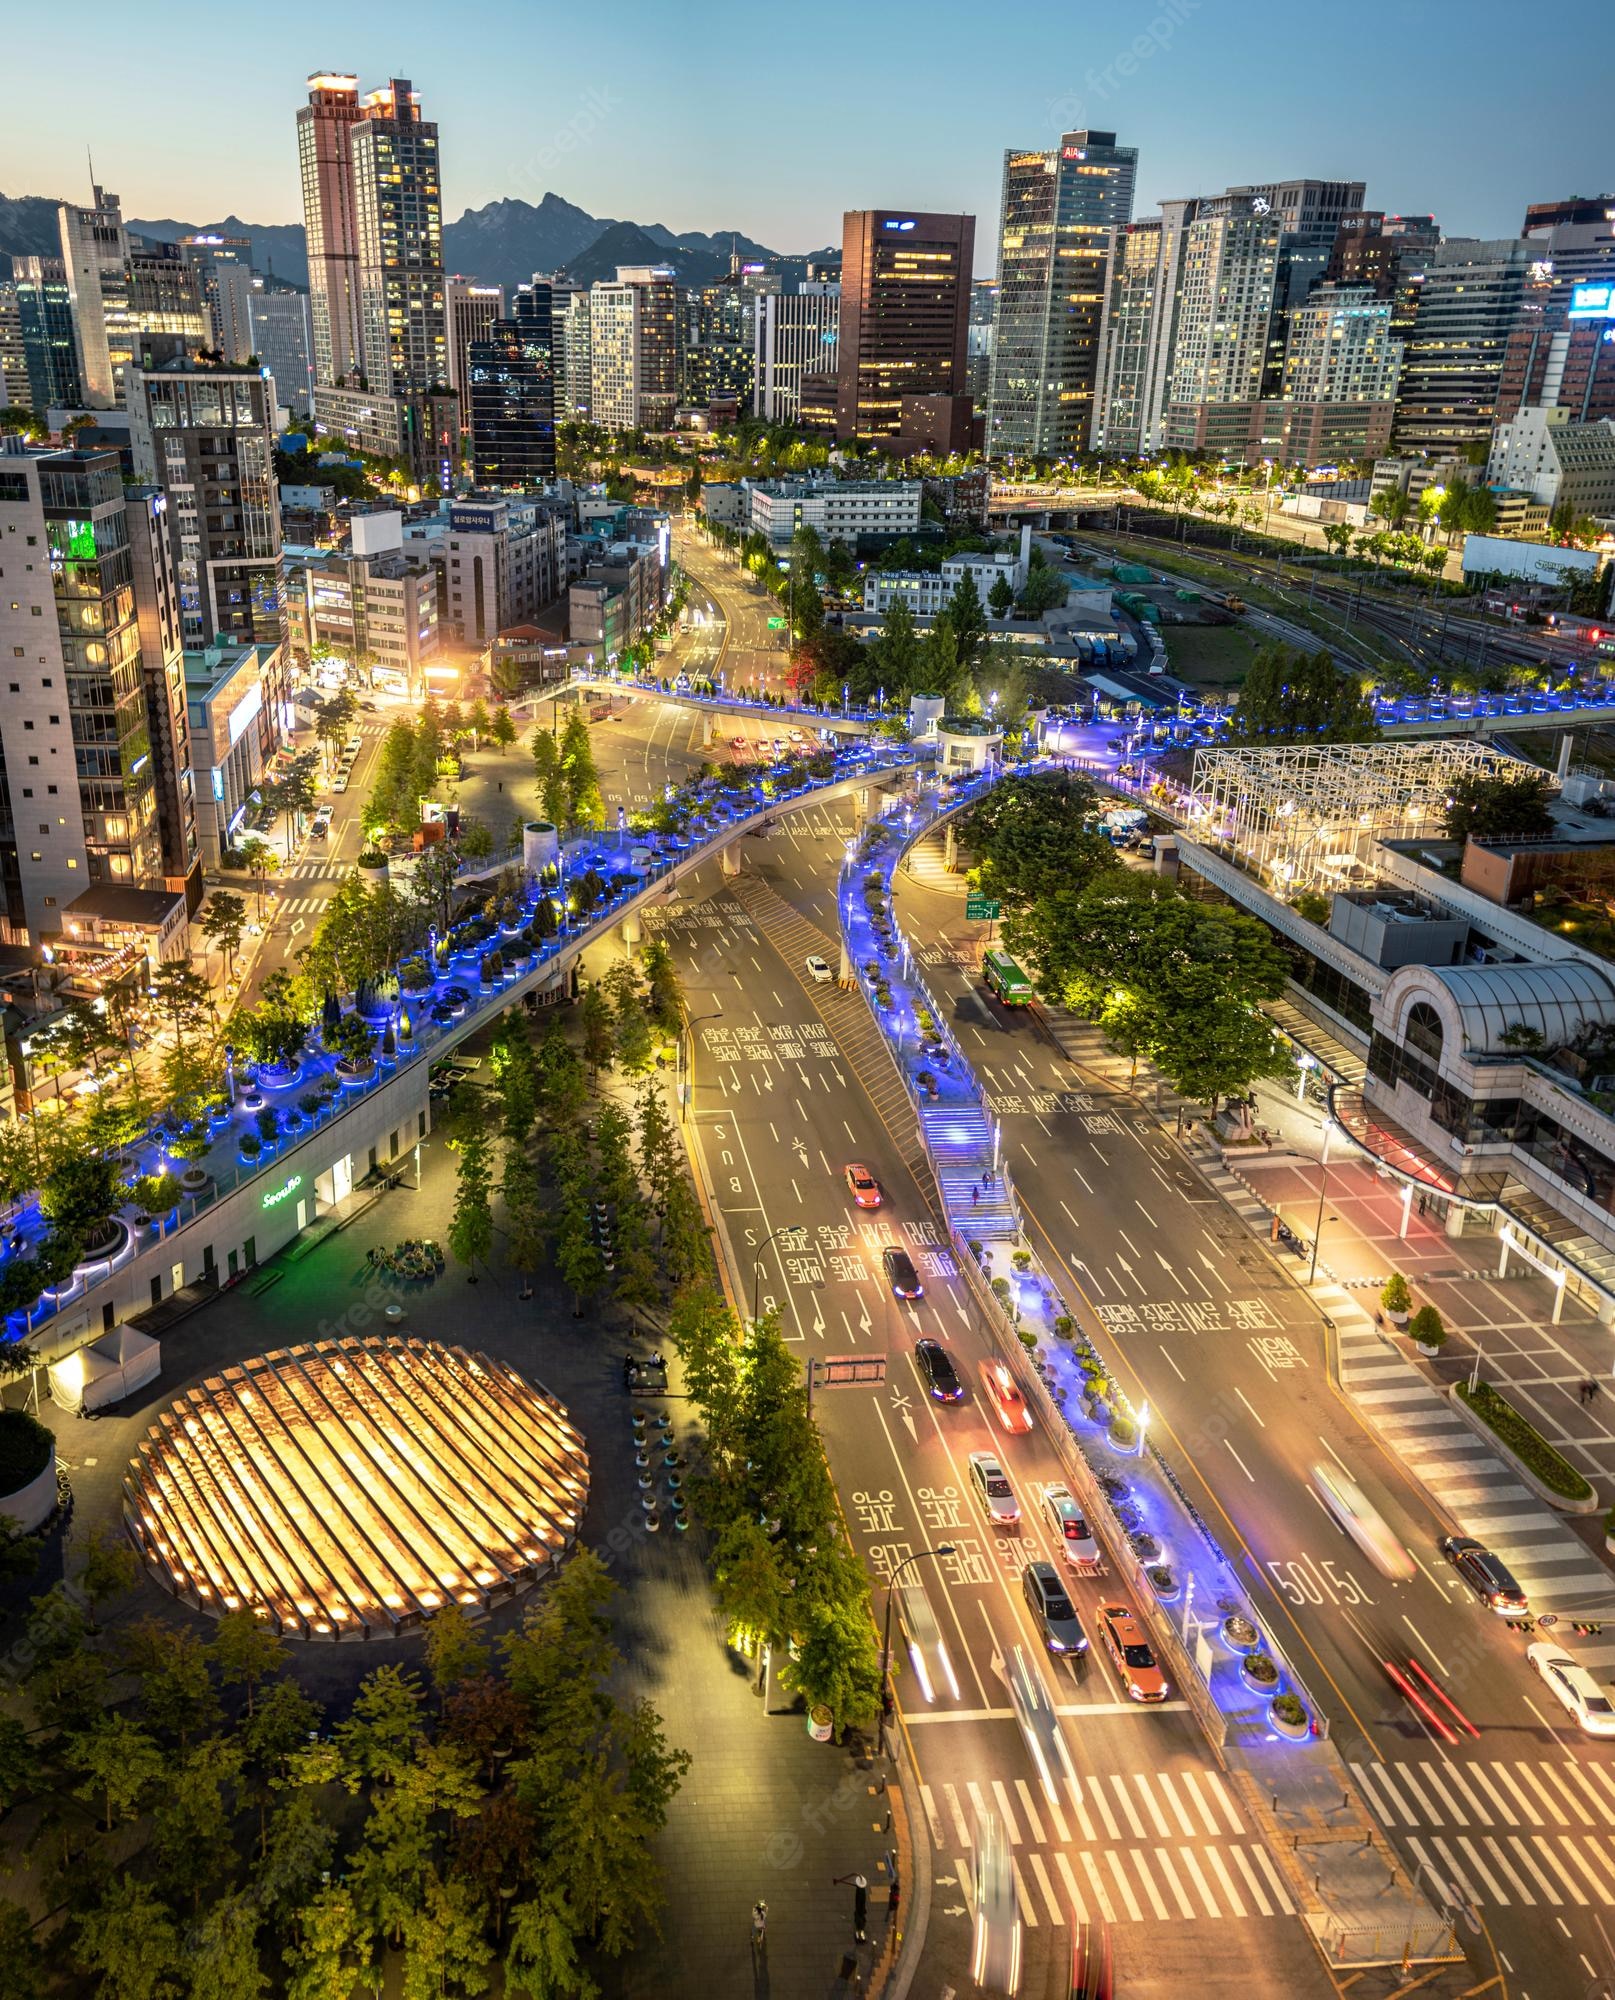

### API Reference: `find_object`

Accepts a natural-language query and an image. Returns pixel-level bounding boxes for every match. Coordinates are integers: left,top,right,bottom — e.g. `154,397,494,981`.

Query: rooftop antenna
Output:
86,146,96,199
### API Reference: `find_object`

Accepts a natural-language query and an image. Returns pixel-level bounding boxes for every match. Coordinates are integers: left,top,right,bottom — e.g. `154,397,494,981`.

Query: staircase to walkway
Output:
729,872,939,1215
918,1102,1017,1242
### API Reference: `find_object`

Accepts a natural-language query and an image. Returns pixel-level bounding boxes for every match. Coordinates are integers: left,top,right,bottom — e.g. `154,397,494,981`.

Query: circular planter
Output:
76,1215,130,1265
179,1167,211,1197
1240,1653,1282,1697
807,1704,834,1744
1222,1614,1260,1655
1147,1565,1181,1604
643,1508,661,1533
0,1422,56,1534
258,1059,303,1092
335,1056,376,1087
1108,1420,1141,1456
1415,1341,1443,1358
240,1091,266,1114
1386,1310,1409,1329
1270,1697,1311,1741
238,1142,262,1165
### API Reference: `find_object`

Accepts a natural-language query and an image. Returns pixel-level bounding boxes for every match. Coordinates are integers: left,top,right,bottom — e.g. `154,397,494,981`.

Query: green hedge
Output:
0,1409,53,1494
1458,1382,1593,1502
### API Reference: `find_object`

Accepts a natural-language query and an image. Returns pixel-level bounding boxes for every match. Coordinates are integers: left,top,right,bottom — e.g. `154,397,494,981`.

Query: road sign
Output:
965,897,1001,922
766,616,786,630
808,1354,887,1409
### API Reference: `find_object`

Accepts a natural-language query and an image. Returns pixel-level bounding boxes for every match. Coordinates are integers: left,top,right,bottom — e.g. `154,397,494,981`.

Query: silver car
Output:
968,1450,1020,1528
1040,1483,1100,1568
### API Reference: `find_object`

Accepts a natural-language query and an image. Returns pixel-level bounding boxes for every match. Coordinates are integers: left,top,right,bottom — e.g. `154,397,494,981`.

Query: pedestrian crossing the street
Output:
1351,1756,1615,1910
921,1770,1297,1925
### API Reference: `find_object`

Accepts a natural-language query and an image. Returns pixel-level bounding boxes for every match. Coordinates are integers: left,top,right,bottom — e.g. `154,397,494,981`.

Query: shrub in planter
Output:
1053,1314,1076,1340
1381,1273,1411,1324
990,1276,1012,1310
255,1107,279,1145
1270,1693,1309,1737
238,1134,261,1161
1128,1528,1161,1564
967,1238,984,1261
1108,1413,1138,1451
1242,1651,1280,1690
1408,1304,1447,1353
356,847,388,870
1011,1250,1032,1273
399,959,433,993
0,1409,53,1495
298,1093,325,1119
479,949,504,983
1018,1327,1038,1351
1146,1564,1178,1600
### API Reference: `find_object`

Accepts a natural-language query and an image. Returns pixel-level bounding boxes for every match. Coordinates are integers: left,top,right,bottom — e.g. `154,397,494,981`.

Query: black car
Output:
1022,1561,1089,1656
914,1339,963,1403
883,1247,924,1299
1440,1535,1529,1617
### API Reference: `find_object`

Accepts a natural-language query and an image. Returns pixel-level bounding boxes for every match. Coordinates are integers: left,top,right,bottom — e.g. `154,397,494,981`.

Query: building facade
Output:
1486,406,1615,518
1393,239,1537,452
468,283,556,489
405,498,565,649
297,73,367,387
127,349,286,651
445,277,506,417
589,267,681,431
185,640,291,864
123,486,199,897
56,186,130,409
10,257,80,412
248,282,315,416
836,210,973,442
179,234,255,361
754,283,840,423
287,511,440,699
986,130,1137,459
351,78,448,400
746,477,923,548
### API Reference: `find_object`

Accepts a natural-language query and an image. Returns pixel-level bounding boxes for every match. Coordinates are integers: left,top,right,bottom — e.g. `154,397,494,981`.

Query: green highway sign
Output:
966,898,1001,922
766,616,786,629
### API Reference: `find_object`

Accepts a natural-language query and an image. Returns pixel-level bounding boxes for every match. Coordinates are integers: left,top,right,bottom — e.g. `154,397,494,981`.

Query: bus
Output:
983,949,1034,1007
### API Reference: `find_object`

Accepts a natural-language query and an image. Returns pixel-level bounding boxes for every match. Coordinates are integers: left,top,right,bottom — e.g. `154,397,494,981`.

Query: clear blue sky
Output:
6,0,1612,263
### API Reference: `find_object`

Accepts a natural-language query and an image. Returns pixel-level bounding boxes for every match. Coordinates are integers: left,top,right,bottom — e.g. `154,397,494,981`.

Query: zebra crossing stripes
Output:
277,895,329,919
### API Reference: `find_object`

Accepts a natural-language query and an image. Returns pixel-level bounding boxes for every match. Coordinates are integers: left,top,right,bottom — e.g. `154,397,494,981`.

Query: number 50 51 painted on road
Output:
1266,1555,1376,1609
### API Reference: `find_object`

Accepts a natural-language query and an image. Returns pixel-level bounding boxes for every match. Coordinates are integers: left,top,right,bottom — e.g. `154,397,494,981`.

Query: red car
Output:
978,1358,1032,1434
843,1163,882,1209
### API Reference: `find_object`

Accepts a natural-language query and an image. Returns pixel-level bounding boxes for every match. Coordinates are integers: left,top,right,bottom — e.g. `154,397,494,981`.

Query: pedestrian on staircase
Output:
971,1184,979,1207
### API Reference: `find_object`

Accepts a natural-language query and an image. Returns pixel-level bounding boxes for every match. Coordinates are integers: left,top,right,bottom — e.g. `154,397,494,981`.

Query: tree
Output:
200,891,249,977
401,1868,494,2000
151,1740,241,1911
0,1904,42,2000
1229,643,1378,745
490,705,517,751
987,570,1016,620
448,1128,495,1277
423,1603,490,1703
946,568,988,669
640,939,684,1035
66,1715,164,1832
579,984,615,1079
956,770,1117,911
559,706,605,830
335,1664,427,1788
188,1893,269,2000
237,834,280,915
150,962,214,1043
504,1887,598,2000
550,1128,604,1313
1442,770,1557,845
501,1143,547,1290
1018,562,1070,618
253,1786,334,1914
283,1886,368,2000
77,1528,139,1630
209,1607,287,1714
868,599,921,701
74,1877,183,2000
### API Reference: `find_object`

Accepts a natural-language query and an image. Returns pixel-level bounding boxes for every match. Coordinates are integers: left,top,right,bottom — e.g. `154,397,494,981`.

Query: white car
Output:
1040,1483,1100,1568
804,954,833,984
1528,1642,1615,1737
788,728,805,743
968,1450,1020,1528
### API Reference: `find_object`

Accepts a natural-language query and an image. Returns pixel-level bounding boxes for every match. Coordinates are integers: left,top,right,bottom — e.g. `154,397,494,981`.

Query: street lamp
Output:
1307,1121,1335,1287
678,1006,724,1123
879,1547,956,1758
753,1221,802,1323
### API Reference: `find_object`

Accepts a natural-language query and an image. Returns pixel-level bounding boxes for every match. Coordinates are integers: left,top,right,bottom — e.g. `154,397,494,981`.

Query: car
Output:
1528,1641,1615,1737
1040,1484,1100,1568
913,1338,962,1403
1439,1536,1528,1616
1311,1463,1415,1581
882,1246,923,1299
1022,1560,1088,1656
333,775,349,792
970,1810,1022,1999
843,1163,882,1209
805,953,833,984
772,736,788,753
978,1358,1032,1434
730,735,747,750
788,728,805,743
1096,1603,1167,1702
968,1450,1020,1527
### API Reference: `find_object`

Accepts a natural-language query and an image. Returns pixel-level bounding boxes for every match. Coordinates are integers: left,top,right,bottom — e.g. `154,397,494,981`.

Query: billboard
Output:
1568,282,1615,320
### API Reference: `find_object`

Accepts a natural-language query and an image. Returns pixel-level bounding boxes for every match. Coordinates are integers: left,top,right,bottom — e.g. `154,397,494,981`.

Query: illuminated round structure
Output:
124,1337,589,1640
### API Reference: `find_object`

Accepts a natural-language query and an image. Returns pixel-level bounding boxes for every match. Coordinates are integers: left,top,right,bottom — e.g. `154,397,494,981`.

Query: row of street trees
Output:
530,707,604,832
959,773,1291,1109
0,1541,684,1997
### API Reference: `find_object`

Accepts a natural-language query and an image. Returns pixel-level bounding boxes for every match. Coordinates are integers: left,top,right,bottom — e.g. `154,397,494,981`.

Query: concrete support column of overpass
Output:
621,913,642,952
701,714,716,748
720,845,742,879
943,823,957,871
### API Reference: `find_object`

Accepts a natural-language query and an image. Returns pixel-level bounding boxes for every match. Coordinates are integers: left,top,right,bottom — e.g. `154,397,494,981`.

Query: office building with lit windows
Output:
468,283,556,488
836,209,973,443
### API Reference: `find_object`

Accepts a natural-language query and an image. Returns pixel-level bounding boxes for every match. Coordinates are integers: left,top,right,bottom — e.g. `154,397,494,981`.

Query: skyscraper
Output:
10,257,81,411
297,74,366,386
126,244,210,349
589,268,680,431
468,283,556,487
57,186,130,407
754,283,840,423
247,282,315,417
836,210,974,442
987,131,1137,458
352,79,447,396
0,284,26,410
180,234,256,361
1393,239,1537,452
446,277,507,417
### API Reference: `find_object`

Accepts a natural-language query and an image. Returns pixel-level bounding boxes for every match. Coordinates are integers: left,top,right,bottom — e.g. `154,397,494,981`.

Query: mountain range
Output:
1,189,831,296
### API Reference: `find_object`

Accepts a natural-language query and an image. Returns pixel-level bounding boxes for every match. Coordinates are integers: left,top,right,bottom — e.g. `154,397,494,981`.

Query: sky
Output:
6,0,1613,266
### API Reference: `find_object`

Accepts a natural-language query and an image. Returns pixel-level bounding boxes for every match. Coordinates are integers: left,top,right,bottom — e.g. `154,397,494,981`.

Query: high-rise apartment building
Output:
836,210,974,442
180,234,255,361
57,186,130,408
966,279,997,412
589,267,680,430
124,485,199,893
987,131,1137,458
247,281,315,415
352,78,447,396
754,283,840,423
1092,215,1176,455
1393,238,1537,452
127,345,286,651
1162,196,1283,453
468,283,555,487
0,440,171,938
683,281,754,409
0,286,25,411
10,258,80,412
297,73,366,386
446,277,506,415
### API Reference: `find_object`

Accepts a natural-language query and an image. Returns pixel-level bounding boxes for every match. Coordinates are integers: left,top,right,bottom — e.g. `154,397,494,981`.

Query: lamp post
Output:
678,1006,724,1124
879,1546,956,1758
1307,1121,1334,1287
753,1221,802,1323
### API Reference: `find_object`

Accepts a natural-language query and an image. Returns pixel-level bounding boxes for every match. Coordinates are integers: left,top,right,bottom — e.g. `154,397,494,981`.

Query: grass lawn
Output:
1160,621,1265,688
1507,725,1615,777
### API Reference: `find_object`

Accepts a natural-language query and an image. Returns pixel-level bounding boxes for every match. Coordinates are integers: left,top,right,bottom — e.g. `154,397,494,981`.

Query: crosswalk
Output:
921,1770,1298,1926
1352,1755,1615,1910
277,895,330,920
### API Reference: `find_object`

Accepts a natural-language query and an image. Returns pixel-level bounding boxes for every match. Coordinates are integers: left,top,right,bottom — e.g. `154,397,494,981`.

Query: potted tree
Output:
1408,1304,1447,1357
1241,1651,1280,1696
1108,1412,1140,1455
1270,1693,1311,1741
1381,1273,1412,1328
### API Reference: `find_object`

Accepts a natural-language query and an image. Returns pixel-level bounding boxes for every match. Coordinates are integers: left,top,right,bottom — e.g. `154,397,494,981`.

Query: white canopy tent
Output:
48,1326,161,1414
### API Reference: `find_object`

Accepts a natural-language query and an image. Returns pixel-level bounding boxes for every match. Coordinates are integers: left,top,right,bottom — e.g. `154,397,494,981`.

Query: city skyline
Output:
4,0,1614,264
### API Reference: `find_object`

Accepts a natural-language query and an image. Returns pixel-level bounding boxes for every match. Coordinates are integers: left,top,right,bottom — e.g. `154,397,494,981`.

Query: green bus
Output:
983,949,1034,1007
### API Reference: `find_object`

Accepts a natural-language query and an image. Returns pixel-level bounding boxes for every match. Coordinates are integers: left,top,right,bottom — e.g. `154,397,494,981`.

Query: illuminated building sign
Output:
1061,146,1087,160
882,218,917,232
262,1173,303,1210
1569,283,1615,320
227,680,263,747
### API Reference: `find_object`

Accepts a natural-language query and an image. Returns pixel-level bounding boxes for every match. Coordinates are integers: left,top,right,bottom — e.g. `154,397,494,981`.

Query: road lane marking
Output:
1223,1438,1255,1482
1155,1772,1197,1838
1053,1849,1088,1923
1399,1617,1448,1677
1079,1851,1117,1923
1158,1345,1185,1382
1104,1851,1143,1923
1027,1851,1065,1927
1233,1386,1265,1428
1204,1846,1245,1918
1108,1775,1146,1839
1013,1779,1046,1846
1180,1772,1221,1838
1152,1847,1196,1919
1229,1844,1272,1916
991,1779,1022,1844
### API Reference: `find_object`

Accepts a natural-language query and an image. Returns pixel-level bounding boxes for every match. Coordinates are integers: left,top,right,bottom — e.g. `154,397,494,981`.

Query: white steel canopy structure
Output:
1189,740,1534,895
